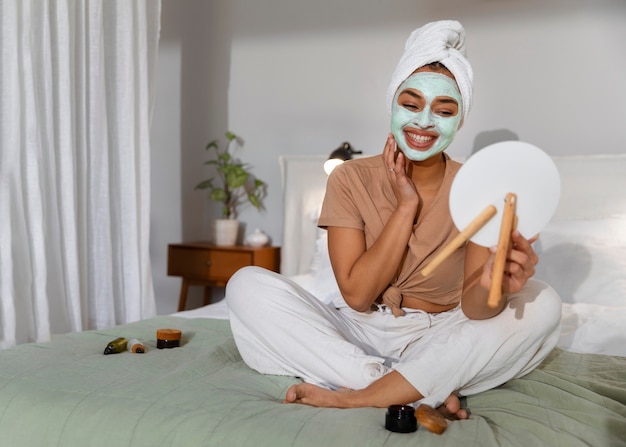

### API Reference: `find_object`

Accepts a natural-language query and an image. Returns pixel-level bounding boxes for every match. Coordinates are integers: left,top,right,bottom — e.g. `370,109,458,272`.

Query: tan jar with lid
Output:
156,328,182,349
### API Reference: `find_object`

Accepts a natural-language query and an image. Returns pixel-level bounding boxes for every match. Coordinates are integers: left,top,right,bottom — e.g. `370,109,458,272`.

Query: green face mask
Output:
390,72,463,161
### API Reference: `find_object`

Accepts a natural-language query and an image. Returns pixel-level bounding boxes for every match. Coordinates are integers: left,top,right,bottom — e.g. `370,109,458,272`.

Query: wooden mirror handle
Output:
487,193,517,308
421,205,497,277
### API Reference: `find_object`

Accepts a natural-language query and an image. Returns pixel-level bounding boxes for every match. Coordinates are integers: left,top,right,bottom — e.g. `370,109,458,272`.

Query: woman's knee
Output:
226,266,271,313
226,266,307,317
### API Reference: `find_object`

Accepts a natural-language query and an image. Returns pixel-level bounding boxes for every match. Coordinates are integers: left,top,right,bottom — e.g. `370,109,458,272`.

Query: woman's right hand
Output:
328,135,420,311
383,134,419,210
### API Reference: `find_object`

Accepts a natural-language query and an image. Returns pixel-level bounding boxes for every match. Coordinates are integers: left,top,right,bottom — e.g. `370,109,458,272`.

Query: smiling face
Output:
390,70,463,161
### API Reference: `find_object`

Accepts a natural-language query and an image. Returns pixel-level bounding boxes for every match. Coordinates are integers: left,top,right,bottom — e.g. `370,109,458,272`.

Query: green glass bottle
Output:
103,337,128,355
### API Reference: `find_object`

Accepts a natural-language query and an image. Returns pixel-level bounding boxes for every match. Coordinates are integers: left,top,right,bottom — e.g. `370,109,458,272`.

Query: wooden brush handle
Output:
487,193,517,308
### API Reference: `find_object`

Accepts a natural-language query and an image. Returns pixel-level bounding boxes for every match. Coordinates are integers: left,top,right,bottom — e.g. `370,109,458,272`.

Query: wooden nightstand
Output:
167,242,281,311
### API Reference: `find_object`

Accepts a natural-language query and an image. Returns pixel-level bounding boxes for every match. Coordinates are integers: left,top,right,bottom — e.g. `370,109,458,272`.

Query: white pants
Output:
226,266,562,408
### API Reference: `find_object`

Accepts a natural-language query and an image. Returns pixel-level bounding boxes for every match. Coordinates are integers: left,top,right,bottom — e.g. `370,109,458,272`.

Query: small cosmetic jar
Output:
156,328,182,349
385,404,417,433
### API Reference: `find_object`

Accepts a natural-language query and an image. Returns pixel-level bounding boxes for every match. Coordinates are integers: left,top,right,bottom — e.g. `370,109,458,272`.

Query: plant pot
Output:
212,219,239,246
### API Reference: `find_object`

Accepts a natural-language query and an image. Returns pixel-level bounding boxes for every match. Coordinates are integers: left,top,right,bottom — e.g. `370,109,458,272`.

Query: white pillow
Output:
289,232,342,305
307,228,330,273
533,217,626,306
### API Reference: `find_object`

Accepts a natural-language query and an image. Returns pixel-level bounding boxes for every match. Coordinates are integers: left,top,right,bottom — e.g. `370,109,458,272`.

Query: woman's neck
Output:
406,152,447,190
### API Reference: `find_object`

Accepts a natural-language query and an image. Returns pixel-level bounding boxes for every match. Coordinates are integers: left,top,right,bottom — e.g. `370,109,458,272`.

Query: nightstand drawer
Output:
167,246,214,280
207,251,252,282
167,242,281,311
168,246,255,281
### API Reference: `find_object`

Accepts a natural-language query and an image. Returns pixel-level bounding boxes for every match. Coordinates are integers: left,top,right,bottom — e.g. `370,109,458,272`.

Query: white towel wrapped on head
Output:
386,20,473,122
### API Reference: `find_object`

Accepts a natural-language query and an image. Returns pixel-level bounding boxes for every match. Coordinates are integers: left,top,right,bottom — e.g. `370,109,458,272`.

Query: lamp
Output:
323,142,363,175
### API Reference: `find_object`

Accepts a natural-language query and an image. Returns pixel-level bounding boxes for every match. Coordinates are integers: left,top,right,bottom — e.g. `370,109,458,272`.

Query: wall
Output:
151,0,233,313
151,0,626,314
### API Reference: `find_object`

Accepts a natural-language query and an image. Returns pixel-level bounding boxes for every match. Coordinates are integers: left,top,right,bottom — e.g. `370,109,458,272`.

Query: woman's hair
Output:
424,61,449,72
413,62,456,81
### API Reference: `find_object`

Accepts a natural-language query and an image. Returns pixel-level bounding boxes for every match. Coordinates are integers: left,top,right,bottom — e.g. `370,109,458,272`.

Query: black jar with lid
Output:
385,404,417,433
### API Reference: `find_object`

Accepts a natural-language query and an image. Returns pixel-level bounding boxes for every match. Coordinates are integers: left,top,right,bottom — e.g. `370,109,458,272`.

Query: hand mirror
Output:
449,141,561,247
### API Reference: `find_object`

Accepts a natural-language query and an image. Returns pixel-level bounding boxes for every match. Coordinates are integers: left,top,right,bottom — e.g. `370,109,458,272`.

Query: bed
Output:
0,152,625,447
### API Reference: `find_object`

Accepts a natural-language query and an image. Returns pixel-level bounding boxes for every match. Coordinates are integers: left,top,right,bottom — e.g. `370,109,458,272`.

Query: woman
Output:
226,20,561,420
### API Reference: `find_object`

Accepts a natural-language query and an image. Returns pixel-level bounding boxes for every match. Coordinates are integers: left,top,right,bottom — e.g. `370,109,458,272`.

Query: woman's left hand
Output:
482,231,539,294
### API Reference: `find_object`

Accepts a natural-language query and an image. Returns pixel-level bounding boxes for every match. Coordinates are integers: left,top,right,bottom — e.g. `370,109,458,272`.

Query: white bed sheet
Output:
174,153,626,358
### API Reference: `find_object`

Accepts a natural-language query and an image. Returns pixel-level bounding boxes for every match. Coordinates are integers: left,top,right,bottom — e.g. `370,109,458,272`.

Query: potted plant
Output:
195,131,267,245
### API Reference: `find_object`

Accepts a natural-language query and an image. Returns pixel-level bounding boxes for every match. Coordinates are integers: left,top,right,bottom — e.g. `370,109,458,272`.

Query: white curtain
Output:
0,0,160,348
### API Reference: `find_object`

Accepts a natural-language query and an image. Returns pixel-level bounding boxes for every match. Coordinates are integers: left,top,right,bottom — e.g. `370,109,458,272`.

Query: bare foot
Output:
436,393,469,420
284,383,354,408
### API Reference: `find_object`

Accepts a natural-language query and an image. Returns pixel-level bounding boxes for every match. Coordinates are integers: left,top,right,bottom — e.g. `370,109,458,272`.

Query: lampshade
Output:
323,142,363,175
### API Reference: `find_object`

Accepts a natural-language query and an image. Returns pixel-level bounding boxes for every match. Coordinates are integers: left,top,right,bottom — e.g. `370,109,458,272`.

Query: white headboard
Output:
279,152,626,279
550,154,626,220
279,155,328,277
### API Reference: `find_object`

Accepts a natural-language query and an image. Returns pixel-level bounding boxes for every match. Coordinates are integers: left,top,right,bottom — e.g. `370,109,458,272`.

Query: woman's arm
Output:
327,135,419,312
327,213,413,311
461,231,539,320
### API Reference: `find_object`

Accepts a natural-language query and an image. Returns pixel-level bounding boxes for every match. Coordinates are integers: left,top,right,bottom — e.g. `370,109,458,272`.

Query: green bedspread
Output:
0,316,624,447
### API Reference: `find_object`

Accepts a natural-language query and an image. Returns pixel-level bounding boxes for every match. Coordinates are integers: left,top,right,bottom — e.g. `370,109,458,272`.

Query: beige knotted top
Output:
318,153,465,316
